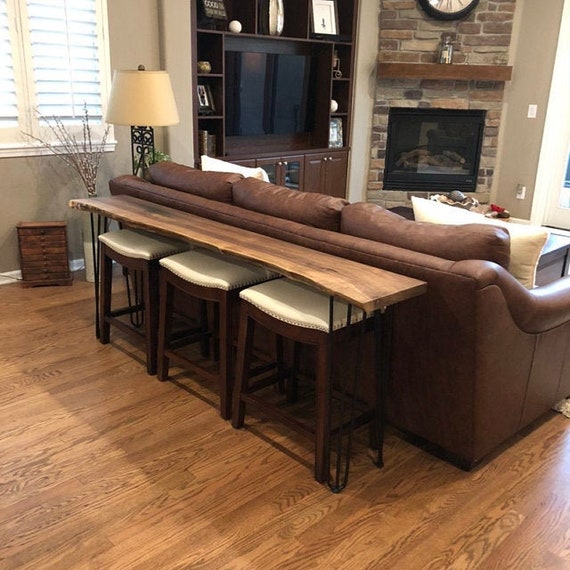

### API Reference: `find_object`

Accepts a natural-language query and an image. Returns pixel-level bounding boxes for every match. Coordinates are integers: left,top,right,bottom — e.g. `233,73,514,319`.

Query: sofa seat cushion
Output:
340,202,511,269
411,196,548,288
232,177,348,231
148,161,242,203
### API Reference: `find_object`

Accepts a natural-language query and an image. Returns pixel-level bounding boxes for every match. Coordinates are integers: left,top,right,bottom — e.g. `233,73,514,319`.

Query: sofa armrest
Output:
450,259,570,333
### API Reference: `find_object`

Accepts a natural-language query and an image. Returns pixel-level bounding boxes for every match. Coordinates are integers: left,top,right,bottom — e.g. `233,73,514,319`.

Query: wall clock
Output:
417,0,479,20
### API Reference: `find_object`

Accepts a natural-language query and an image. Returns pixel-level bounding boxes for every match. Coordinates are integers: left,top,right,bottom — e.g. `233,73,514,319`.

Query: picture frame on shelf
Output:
311,0,338,36
197,84,215,115
329,118,343,148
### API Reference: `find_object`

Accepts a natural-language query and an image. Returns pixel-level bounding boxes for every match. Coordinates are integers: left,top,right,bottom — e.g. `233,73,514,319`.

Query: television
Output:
225,50,315,137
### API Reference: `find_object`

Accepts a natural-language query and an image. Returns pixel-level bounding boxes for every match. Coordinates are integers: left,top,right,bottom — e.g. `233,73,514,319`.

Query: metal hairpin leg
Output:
89,212,108,339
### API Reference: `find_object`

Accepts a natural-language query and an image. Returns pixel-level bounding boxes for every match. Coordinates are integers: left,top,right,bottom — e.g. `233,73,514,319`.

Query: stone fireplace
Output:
368,0,517,208
384,107,486,192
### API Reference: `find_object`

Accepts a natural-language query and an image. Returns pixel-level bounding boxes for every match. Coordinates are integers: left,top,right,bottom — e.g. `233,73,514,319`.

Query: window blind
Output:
0,0,18,127
26,0,102,123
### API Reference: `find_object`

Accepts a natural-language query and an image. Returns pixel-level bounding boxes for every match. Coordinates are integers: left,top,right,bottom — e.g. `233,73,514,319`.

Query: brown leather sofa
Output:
109,161,570,469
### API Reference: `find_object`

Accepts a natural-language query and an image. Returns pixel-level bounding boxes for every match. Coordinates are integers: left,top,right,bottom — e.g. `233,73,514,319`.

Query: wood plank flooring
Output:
1,275,569,569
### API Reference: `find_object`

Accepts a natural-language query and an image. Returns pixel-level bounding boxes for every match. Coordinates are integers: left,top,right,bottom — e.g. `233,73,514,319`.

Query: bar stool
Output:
231,278,375,487
157,249,279,419
98,229,190,375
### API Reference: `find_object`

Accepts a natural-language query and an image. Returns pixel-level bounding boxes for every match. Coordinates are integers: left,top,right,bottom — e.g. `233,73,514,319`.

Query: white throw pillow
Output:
411,196,548,288
201,155,269,182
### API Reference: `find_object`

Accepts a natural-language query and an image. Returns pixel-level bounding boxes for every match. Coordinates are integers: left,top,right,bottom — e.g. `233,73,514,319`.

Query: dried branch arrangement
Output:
24,104,110,197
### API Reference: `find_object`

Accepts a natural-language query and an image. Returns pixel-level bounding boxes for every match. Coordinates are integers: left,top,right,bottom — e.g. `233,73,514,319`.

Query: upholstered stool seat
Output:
231,278,373,485
99,229,189,375
157,249,278,419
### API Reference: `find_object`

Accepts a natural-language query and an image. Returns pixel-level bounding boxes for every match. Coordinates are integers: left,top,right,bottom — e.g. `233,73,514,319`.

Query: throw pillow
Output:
411,196,548,288
201,155,269,182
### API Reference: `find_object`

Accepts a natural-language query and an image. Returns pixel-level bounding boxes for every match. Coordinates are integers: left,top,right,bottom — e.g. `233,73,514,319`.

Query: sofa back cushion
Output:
232,177,348,231
148,161,242,203
341,202,511,268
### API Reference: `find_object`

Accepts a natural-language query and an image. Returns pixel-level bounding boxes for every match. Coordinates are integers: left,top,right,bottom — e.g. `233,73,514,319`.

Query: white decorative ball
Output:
330,99,339,113
229,20,242,33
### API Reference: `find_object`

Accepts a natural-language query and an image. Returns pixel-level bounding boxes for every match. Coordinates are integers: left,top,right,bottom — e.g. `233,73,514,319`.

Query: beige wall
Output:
493,0,565,218
0,0,161,276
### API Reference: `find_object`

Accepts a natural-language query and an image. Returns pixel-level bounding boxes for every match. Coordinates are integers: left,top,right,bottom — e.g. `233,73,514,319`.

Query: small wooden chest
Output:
16,221,72,287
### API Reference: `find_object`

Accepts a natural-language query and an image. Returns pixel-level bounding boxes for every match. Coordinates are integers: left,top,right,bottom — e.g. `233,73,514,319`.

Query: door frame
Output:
530,0,570,227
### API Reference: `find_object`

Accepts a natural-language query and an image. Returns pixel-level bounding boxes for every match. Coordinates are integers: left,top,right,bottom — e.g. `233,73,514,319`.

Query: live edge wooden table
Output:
70,195,426,491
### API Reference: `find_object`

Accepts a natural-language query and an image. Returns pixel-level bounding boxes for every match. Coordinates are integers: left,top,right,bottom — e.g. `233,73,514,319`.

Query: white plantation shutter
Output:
0,0,18,127
0,0,110,152
27,0,102,122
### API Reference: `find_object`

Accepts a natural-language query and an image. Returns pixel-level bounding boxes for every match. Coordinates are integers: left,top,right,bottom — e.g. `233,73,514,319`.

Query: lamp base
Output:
130,125,155,177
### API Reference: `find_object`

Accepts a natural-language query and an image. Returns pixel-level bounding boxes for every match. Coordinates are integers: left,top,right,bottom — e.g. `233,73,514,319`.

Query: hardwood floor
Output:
1,275,569,569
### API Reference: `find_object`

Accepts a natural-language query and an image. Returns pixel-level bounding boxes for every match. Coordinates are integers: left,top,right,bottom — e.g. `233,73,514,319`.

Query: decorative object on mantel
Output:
417,0,479,20
330,99,339,113
553,398,570,418
438,35,453,64
259,0,284,36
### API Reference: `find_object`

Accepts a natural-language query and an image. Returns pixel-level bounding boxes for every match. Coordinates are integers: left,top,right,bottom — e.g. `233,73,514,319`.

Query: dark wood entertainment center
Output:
191,0,359,198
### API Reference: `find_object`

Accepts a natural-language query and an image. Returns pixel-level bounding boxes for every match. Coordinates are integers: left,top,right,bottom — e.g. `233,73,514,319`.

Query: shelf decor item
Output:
258,0,284,36
197,83,216,115
311,0,338,36
198,0,227,28
329,118,343,148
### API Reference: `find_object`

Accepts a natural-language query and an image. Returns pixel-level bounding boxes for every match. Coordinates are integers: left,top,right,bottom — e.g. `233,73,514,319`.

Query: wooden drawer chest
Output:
16,221,72,287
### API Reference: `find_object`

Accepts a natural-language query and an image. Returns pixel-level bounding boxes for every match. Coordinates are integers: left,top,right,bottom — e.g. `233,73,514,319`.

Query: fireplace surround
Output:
383,108,486,193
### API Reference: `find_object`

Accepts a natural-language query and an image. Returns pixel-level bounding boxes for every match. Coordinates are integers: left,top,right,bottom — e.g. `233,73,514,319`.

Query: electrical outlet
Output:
516,184,526,199
527,104,538,119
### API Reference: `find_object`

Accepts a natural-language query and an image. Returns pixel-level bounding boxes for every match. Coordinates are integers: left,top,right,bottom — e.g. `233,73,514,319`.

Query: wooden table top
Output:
70,195,426,312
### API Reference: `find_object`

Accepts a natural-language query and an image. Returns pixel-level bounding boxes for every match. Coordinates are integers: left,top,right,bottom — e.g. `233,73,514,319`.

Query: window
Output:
0,0,111,156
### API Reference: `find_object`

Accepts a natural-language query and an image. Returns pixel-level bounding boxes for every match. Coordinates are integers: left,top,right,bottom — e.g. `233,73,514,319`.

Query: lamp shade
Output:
106,69,179,127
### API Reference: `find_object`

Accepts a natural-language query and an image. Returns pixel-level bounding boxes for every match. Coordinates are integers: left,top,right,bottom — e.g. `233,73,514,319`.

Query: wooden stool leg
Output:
142,262,159,375
218,293,235,420
99,244,112,345
157,272,174,381
231,307,256,429
314,342,331,484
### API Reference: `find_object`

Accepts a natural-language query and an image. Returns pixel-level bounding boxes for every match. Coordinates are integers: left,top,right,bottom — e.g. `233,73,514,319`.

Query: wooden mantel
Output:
378,62,513,82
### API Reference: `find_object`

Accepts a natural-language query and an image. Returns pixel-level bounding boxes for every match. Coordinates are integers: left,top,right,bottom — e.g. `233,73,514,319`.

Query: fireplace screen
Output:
383,108,486,192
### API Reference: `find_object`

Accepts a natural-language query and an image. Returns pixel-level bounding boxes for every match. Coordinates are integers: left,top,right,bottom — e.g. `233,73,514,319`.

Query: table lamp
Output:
106,65,179,177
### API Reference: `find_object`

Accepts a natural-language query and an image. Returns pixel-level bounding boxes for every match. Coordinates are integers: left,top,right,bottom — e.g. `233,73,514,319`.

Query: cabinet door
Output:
304,151,348,198
256,156,304,190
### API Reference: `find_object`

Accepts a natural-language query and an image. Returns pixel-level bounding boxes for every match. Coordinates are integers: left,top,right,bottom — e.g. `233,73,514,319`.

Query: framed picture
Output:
197,84,215,115
329,118,343,148
311,0,339,36
198,0,227,20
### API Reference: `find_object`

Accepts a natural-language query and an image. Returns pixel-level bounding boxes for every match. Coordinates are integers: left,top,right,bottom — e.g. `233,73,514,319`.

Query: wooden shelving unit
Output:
191,0,359,197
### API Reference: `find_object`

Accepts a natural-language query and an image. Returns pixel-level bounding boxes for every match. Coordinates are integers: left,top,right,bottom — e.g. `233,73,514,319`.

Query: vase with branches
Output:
24,103,110,197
